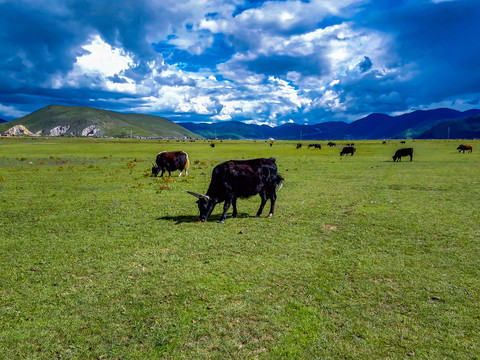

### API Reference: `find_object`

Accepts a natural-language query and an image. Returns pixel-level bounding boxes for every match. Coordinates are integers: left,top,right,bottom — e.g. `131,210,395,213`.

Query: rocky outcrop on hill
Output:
1,125,41,136
49,125,70,136
81,125,101,136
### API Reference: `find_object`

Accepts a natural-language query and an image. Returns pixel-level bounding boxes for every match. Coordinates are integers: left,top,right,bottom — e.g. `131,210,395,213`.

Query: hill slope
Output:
0,105,198,138
418,114,480,139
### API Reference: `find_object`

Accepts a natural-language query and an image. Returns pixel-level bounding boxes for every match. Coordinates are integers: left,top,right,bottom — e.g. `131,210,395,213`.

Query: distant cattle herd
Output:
152,141,473,222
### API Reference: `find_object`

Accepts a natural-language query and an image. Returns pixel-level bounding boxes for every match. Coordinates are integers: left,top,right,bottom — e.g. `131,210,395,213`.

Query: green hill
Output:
0,105,199,138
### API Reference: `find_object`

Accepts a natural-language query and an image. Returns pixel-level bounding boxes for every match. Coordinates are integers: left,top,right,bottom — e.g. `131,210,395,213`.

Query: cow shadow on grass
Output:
157,212,250,224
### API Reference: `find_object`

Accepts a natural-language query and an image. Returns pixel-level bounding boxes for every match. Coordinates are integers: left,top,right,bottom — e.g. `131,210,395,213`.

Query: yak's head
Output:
184,189,217,222
152,164,159,176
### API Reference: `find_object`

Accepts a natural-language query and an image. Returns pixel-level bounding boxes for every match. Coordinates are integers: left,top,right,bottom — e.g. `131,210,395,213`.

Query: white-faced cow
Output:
152,151,190,177
185,158,284,223
393,148,413,162
340,146,356,156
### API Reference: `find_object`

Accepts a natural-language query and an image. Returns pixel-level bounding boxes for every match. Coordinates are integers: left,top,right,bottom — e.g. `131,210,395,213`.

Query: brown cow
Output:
457,145,473,153
152,151,190,177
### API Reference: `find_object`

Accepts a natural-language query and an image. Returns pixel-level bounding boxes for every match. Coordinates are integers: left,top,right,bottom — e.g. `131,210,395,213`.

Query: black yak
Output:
340,146,356,156
393,148,413,162
185,158,283,223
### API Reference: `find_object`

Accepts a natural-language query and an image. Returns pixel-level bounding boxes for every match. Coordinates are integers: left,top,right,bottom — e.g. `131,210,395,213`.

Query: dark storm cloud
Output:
0,85,142,118
350,0,480,106
153,75,197,87
358,56,373,73
245,54,330,77
153,34,235,71
108,74,128,84
0,2,85,86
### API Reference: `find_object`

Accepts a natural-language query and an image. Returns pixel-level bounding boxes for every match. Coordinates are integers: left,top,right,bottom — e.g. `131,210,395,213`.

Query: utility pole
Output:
447,127,450,140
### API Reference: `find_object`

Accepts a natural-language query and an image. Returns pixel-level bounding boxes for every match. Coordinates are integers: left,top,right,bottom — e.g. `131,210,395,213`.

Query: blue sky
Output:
1,0,479,125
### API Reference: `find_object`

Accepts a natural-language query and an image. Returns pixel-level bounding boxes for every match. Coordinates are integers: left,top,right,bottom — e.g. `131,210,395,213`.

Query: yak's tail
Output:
276,174,284,191
184,152,190,173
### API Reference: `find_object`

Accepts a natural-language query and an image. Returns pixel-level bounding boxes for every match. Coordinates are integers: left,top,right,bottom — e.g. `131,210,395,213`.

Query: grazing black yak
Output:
393,148,413,162
185,158,284,223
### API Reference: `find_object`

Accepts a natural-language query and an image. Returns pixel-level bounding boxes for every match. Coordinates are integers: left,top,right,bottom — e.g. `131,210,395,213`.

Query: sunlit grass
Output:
1,137,479,358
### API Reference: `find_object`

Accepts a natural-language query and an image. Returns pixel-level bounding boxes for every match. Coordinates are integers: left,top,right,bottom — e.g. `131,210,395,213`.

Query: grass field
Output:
1,137,479,359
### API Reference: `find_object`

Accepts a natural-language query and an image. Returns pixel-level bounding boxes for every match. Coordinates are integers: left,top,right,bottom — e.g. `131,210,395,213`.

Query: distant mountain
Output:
340,108,480,139
0,118,6,123
181,121,349,140
381,108,477,139
180,121,273,140
418,114,480,139
0,105,198,138
181,108,480,140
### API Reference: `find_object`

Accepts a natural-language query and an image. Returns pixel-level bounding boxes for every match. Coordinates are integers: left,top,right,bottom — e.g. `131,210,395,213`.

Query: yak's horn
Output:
183,189,210,200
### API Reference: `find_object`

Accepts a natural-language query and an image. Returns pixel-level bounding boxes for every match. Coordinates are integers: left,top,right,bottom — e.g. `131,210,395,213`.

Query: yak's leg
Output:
178,170,183,177
409,154,413,161
267,191,277,218
219,198,232,223
256,191,268,217
232,197,237,218
160,168,165,177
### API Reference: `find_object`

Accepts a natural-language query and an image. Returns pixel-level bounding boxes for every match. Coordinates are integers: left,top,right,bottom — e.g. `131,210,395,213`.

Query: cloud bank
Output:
1,0,479,123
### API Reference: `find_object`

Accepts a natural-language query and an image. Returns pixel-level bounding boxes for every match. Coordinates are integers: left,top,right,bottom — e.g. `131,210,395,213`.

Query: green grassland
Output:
1,137,479,359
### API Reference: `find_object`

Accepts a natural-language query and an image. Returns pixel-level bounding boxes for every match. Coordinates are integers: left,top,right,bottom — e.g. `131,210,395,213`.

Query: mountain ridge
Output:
2,105,480,139
180,108,480,139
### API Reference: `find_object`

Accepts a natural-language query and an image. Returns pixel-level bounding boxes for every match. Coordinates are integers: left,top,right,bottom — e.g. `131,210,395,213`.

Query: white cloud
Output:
56,35,139,93
74,35,134,77
0,104,28,118
244,119,276,127
211,114,232,121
